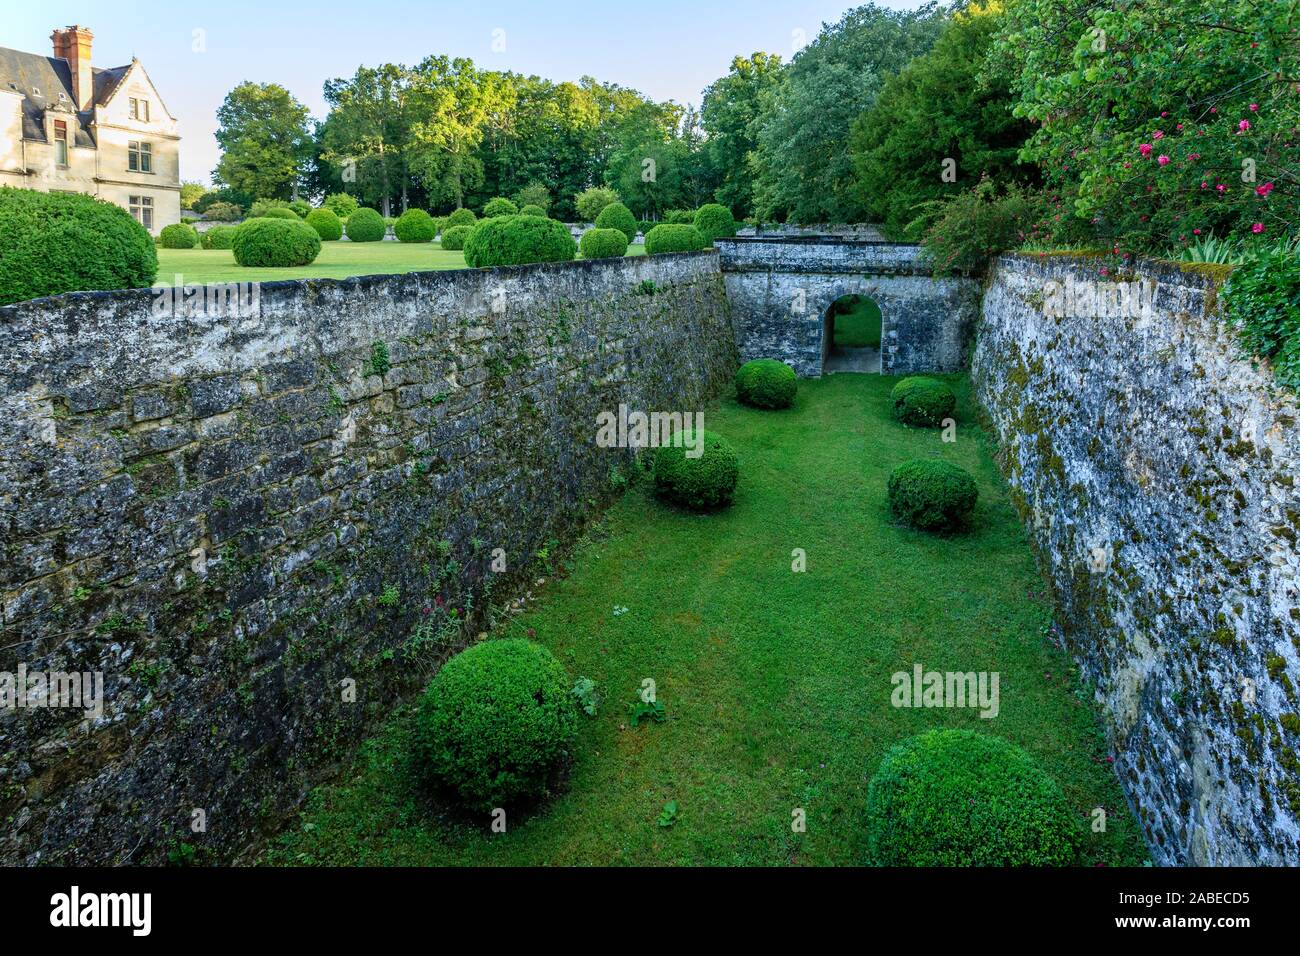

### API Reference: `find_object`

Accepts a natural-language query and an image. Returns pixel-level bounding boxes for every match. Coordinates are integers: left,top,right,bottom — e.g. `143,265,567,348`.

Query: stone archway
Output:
821,291,883,374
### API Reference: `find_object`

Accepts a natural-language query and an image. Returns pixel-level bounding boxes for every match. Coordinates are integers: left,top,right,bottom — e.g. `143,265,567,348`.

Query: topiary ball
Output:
735,359,797,409
865,729,1083,866
463,215,577,268
890,377,956,427
644,223,707,255
158,222,199,249
445,207,478,229
440,225,472,251
519,204,547,218
0,188,157,305
201,225,238,250
652,429,739,511
594,202,638,244
261,206,300,220
693,203,738,244
232,217,322,267
345,207,386,242
394,208,436,243
579,227,629,259
304,208,343,241
483,197,518,218
415,638,578,811
887,458,978,531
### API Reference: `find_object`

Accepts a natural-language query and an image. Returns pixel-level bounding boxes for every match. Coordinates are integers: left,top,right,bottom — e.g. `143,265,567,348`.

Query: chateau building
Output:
0,26,181,234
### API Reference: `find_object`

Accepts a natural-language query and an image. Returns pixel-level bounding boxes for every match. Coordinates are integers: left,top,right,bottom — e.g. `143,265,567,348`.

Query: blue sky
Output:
4,0,931,185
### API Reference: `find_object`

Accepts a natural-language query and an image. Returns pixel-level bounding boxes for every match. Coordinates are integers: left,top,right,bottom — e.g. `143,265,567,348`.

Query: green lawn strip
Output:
156,241,646,285
265,373,1147,866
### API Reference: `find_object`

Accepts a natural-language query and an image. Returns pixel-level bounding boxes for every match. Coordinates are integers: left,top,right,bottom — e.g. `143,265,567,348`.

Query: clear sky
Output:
2,0,933,185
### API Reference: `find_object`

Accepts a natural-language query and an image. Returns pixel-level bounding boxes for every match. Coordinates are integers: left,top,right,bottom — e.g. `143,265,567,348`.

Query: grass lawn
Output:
265,373,1147,867
156,240,646,285
832,295,883,348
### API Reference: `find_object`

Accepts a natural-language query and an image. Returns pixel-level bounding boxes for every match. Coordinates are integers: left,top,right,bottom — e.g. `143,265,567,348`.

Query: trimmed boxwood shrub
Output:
594,202,638,243
735,358,797,409
664,208,697,225
652,429,739,511
0,187,157,305
644,223,706,255
440,224,472,251
414,638,577,811
865,729,1083,866
579,227,629,259
519,204,547,218
483,197,518,218
288,199,312,218
345,207,386,242
304,208,343,241
261,206,300,220
232,217,322,267
201,225,238,250
445,207,477,229
159,223,199,249
887,458,978,531
463,214,577,268
394,208,436,243
693,203,737,243
890,376,956,427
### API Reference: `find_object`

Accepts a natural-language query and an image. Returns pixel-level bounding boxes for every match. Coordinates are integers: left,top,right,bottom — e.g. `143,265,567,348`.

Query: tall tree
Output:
700,52,785,217
213,82,313,200
319,64,418,217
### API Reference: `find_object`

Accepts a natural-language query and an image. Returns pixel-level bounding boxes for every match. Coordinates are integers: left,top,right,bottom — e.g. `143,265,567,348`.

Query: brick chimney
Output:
51,25,94,110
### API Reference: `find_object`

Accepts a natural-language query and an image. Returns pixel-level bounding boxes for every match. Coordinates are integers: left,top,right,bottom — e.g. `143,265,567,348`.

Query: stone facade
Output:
973,253,1300,865
0,251,735,864
717,237,981,376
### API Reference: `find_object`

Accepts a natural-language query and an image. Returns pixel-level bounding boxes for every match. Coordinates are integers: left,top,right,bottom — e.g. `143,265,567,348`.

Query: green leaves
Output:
656,801,679,828
627,698,667,727
1225,249,1300,389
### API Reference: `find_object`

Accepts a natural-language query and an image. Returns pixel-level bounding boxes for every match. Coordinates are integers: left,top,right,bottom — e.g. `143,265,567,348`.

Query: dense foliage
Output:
393,208,436,242
519,204,547,218
0,188,157,305
445,207,478,228
440,225,472,250
159,223,199,249
575,186,621,222
890,376,957,427
483,197,518,217
578,227,629,259
693,203,738,244
322,192,360,219
1225,248,1300,390
304,208,344,241
887,458,978,531
345,207,387,242
593,202,638,243
462,214,577,267
201,225,238,250
866,729,1083,866
232,217,322,267
644,224,706,255
653,429,740,511
414,638,578,811
735,359,797,409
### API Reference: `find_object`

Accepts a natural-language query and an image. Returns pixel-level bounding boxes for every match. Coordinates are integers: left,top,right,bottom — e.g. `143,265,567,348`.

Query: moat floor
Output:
265,374,1148,866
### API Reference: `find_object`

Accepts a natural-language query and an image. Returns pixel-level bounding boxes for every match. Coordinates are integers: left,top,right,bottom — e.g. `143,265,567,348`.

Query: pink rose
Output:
1239,119,1251,131
1193,228,1202,235
1157,155,1170,165
1256,182,1275,196
1216,184,1227,193
1138,143,1153,157
1249,103,1259,112
1153,130,1164,139
1252,223,1264,234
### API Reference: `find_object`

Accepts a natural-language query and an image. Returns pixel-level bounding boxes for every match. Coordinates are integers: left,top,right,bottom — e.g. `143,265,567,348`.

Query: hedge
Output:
579,227,629,259
694,203,738,244
644,223,706,255
887,458,978,531
394,208,436,243
232,217,322,267
345,207,386,242
735,359,797,409
594,202,638,243
483,197,519,218
440,225,473,251
865,729,1083,866
463,215,577,268
652,429,739,511
304,208,343,241
890,377,957,427
414,638,577,811
201,225,238,250
0,188,157,305
159,223,199,249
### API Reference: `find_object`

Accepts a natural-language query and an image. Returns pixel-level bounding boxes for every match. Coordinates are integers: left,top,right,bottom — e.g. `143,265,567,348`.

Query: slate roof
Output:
0,45,130,147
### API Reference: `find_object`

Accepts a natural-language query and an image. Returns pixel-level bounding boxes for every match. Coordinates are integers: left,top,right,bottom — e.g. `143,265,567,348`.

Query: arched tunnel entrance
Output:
821,294,882,374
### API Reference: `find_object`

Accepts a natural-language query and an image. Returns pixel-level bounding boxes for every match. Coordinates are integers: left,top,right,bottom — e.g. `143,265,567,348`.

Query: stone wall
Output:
0,251,736,864
973,253,1300,865
717,237,981,376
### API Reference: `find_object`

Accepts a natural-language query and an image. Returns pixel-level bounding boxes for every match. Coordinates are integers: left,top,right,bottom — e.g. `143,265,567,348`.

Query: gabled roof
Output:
0,45,131,146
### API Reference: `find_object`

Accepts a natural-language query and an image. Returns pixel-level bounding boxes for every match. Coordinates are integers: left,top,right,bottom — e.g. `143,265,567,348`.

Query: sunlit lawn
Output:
156,240,646,285
265,373,1147,867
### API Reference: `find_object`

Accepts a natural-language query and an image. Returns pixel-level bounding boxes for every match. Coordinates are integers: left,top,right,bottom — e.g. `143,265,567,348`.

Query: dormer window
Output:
54,120,69,166
129,97,149,122
128,140,152,173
